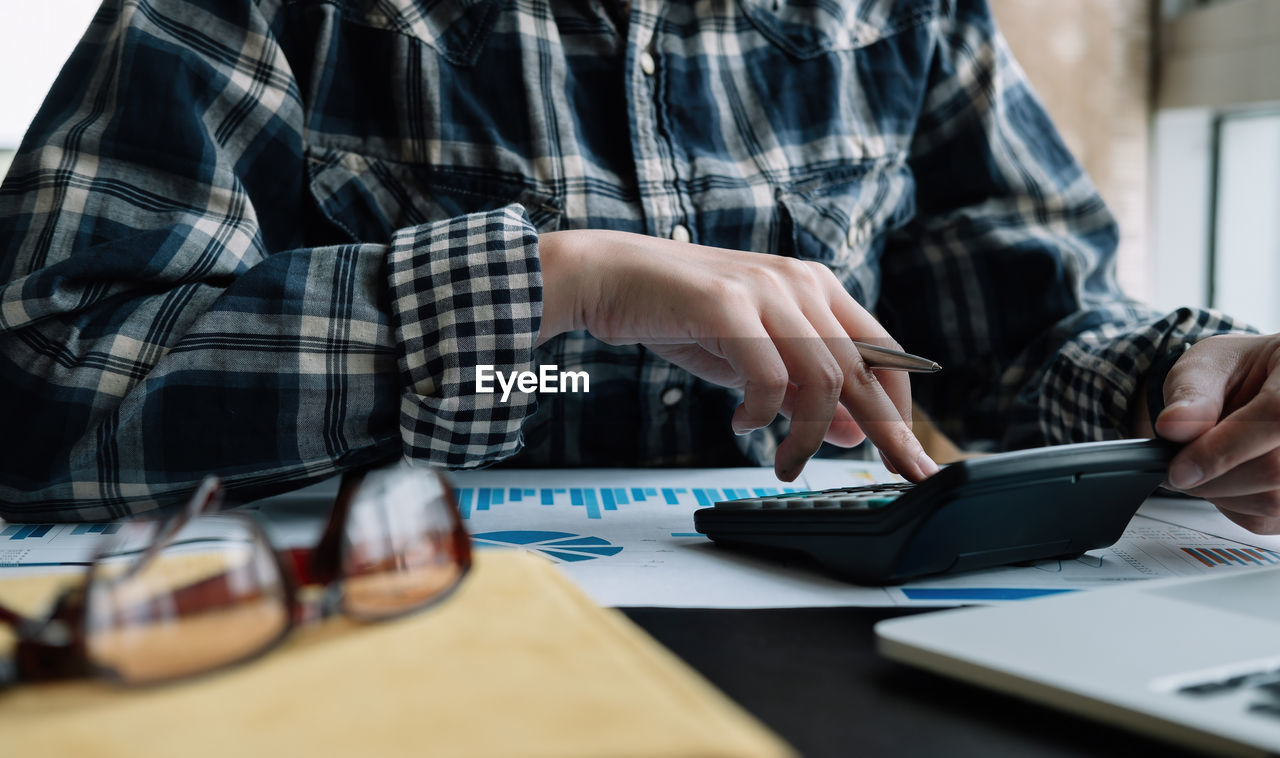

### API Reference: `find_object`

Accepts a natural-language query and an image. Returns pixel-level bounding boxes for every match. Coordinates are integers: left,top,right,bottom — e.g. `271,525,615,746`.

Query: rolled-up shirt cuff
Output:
385,205,543,468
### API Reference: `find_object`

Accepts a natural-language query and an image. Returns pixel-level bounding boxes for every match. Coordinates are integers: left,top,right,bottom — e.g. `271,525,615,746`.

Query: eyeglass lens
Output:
83,515,288,685
74,466,467,685
341,467,469,620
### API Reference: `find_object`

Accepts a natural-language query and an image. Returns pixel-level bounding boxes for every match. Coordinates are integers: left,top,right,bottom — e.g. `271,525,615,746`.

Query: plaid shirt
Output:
0,0,1244,521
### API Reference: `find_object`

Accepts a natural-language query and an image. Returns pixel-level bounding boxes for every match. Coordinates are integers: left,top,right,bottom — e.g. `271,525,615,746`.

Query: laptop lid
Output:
876,567,1280,757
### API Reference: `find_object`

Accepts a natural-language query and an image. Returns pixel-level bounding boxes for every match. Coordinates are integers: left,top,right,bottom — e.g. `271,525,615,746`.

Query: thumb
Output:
1153,345,1234,442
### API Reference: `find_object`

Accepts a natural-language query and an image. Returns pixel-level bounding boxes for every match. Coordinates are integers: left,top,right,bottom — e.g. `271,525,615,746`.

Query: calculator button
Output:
838,500,874,510
866,496,898,508
1253,679,1280,698
716,499,764,510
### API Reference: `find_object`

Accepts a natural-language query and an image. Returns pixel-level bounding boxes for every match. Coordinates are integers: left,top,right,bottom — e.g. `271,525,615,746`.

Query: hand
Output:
1146,334,1280,534
537,229,938,482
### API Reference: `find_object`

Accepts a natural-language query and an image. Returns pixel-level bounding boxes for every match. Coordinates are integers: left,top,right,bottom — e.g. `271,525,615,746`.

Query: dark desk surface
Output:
623,607,1208,758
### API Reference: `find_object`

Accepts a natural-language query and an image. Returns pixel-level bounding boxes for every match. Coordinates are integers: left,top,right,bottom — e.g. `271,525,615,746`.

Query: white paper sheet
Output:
447,462,1280,608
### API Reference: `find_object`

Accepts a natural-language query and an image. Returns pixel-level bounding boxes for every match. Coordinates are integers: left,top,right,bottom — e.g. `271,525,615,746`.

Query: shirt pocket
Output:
320,0,501,67
305,147,563,243
776,159,916,305
736,0,939,59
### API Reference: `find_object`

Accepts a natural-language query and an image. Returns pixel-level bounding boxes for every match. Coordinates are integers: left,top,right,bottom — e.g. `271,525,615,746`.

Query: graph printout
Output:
0,522,123,573
447,462,1280,608
3,460,1280,607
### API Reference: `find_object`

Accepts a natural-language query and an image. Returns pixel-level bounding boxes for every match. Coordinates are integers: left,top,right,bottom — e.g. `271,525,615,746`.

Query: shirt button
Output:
669,224,691,243
640,50,656,76
661,387,684,406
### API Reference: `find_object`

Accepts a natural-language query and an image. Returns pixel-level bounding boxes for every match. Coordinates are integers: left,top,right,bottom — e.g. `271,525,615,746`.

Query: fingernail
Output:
916,452,940,479
1169,459,1203,490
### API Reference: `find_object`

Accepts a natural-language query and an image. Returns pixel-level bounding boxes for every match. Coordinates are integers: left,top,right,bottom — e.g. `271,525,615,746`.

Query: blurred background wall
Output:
989,0,1154,299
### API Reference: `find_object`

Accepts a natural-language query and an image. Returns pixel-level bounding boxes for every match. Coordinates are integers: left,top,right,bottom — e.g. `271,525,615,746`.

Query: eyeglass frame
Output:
0,466,472,687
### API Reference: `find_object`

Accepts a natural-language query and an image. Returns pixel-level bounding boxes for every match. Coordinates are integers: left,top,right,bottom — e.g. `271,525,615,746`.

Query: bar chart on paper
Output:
454,484,822,520
458,479,821,566
449,465,914,607
1178,546,1279,567
450,465,1280,608
0,522,123,569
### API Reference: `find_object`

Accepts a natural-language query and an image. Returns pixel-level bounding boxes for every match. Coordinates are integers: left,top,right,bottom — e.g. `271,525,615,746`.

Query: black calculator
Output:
693,439,1179,585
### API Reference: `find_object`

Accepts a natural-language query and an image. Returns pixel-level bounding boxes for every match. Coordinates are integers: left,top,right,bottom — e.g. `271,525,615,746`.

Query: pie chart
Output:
471,530,623,562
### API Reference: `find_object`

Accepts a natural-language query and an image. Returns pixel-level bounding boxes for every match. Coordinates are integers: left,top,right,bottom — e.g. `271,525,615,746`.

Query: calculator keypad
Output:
714,483,912,511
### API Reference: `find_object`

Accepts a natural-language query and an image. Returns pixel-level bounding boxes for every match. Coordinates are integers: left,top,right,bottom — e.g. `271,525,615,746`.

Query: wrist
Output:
535,230,587,345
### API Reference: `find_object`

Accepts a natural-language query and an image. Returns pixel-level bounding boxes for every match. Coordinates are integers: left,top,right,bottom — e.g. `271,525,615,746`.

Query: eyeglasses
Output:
0,464,470,687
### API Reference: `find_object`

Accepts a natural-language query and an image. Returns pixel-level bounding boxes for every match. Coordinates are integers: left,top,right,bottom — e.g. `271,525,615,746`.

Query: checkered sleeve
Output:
877,0,1251,451
387,209,542,469
0,1,543,521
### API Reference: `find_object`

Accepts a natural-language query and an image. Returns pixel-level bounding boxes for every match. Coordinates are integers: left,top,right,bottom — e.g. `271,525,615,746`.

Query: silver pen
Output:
854,342,941,373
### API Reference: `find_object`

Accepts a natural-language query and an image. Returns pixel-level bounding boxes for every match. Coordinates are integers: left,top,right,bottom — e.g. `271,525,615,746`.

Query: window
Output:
1150,0,1280,331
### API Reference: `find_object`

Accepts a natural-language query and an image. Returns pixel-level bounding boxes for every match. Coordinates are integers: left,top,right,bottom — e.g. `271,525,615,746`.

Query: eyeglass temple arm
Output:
7,587,94,683
0,602,31,628
119,476,224,583
59,470,367,631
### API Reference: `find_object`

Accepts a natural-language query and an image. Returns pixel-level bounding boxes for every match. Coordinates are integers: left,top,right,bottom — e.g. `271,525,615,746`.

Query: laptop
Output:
876,566,1280,757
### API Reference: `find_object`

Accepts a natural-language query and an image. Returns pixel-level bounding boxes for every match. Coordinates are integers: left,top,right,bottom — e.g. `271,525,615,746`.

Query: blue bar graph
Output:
85,523,119,535
453,482,818,521
1243,548,1279,564
2,523,55,540
1210,548,1244,565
